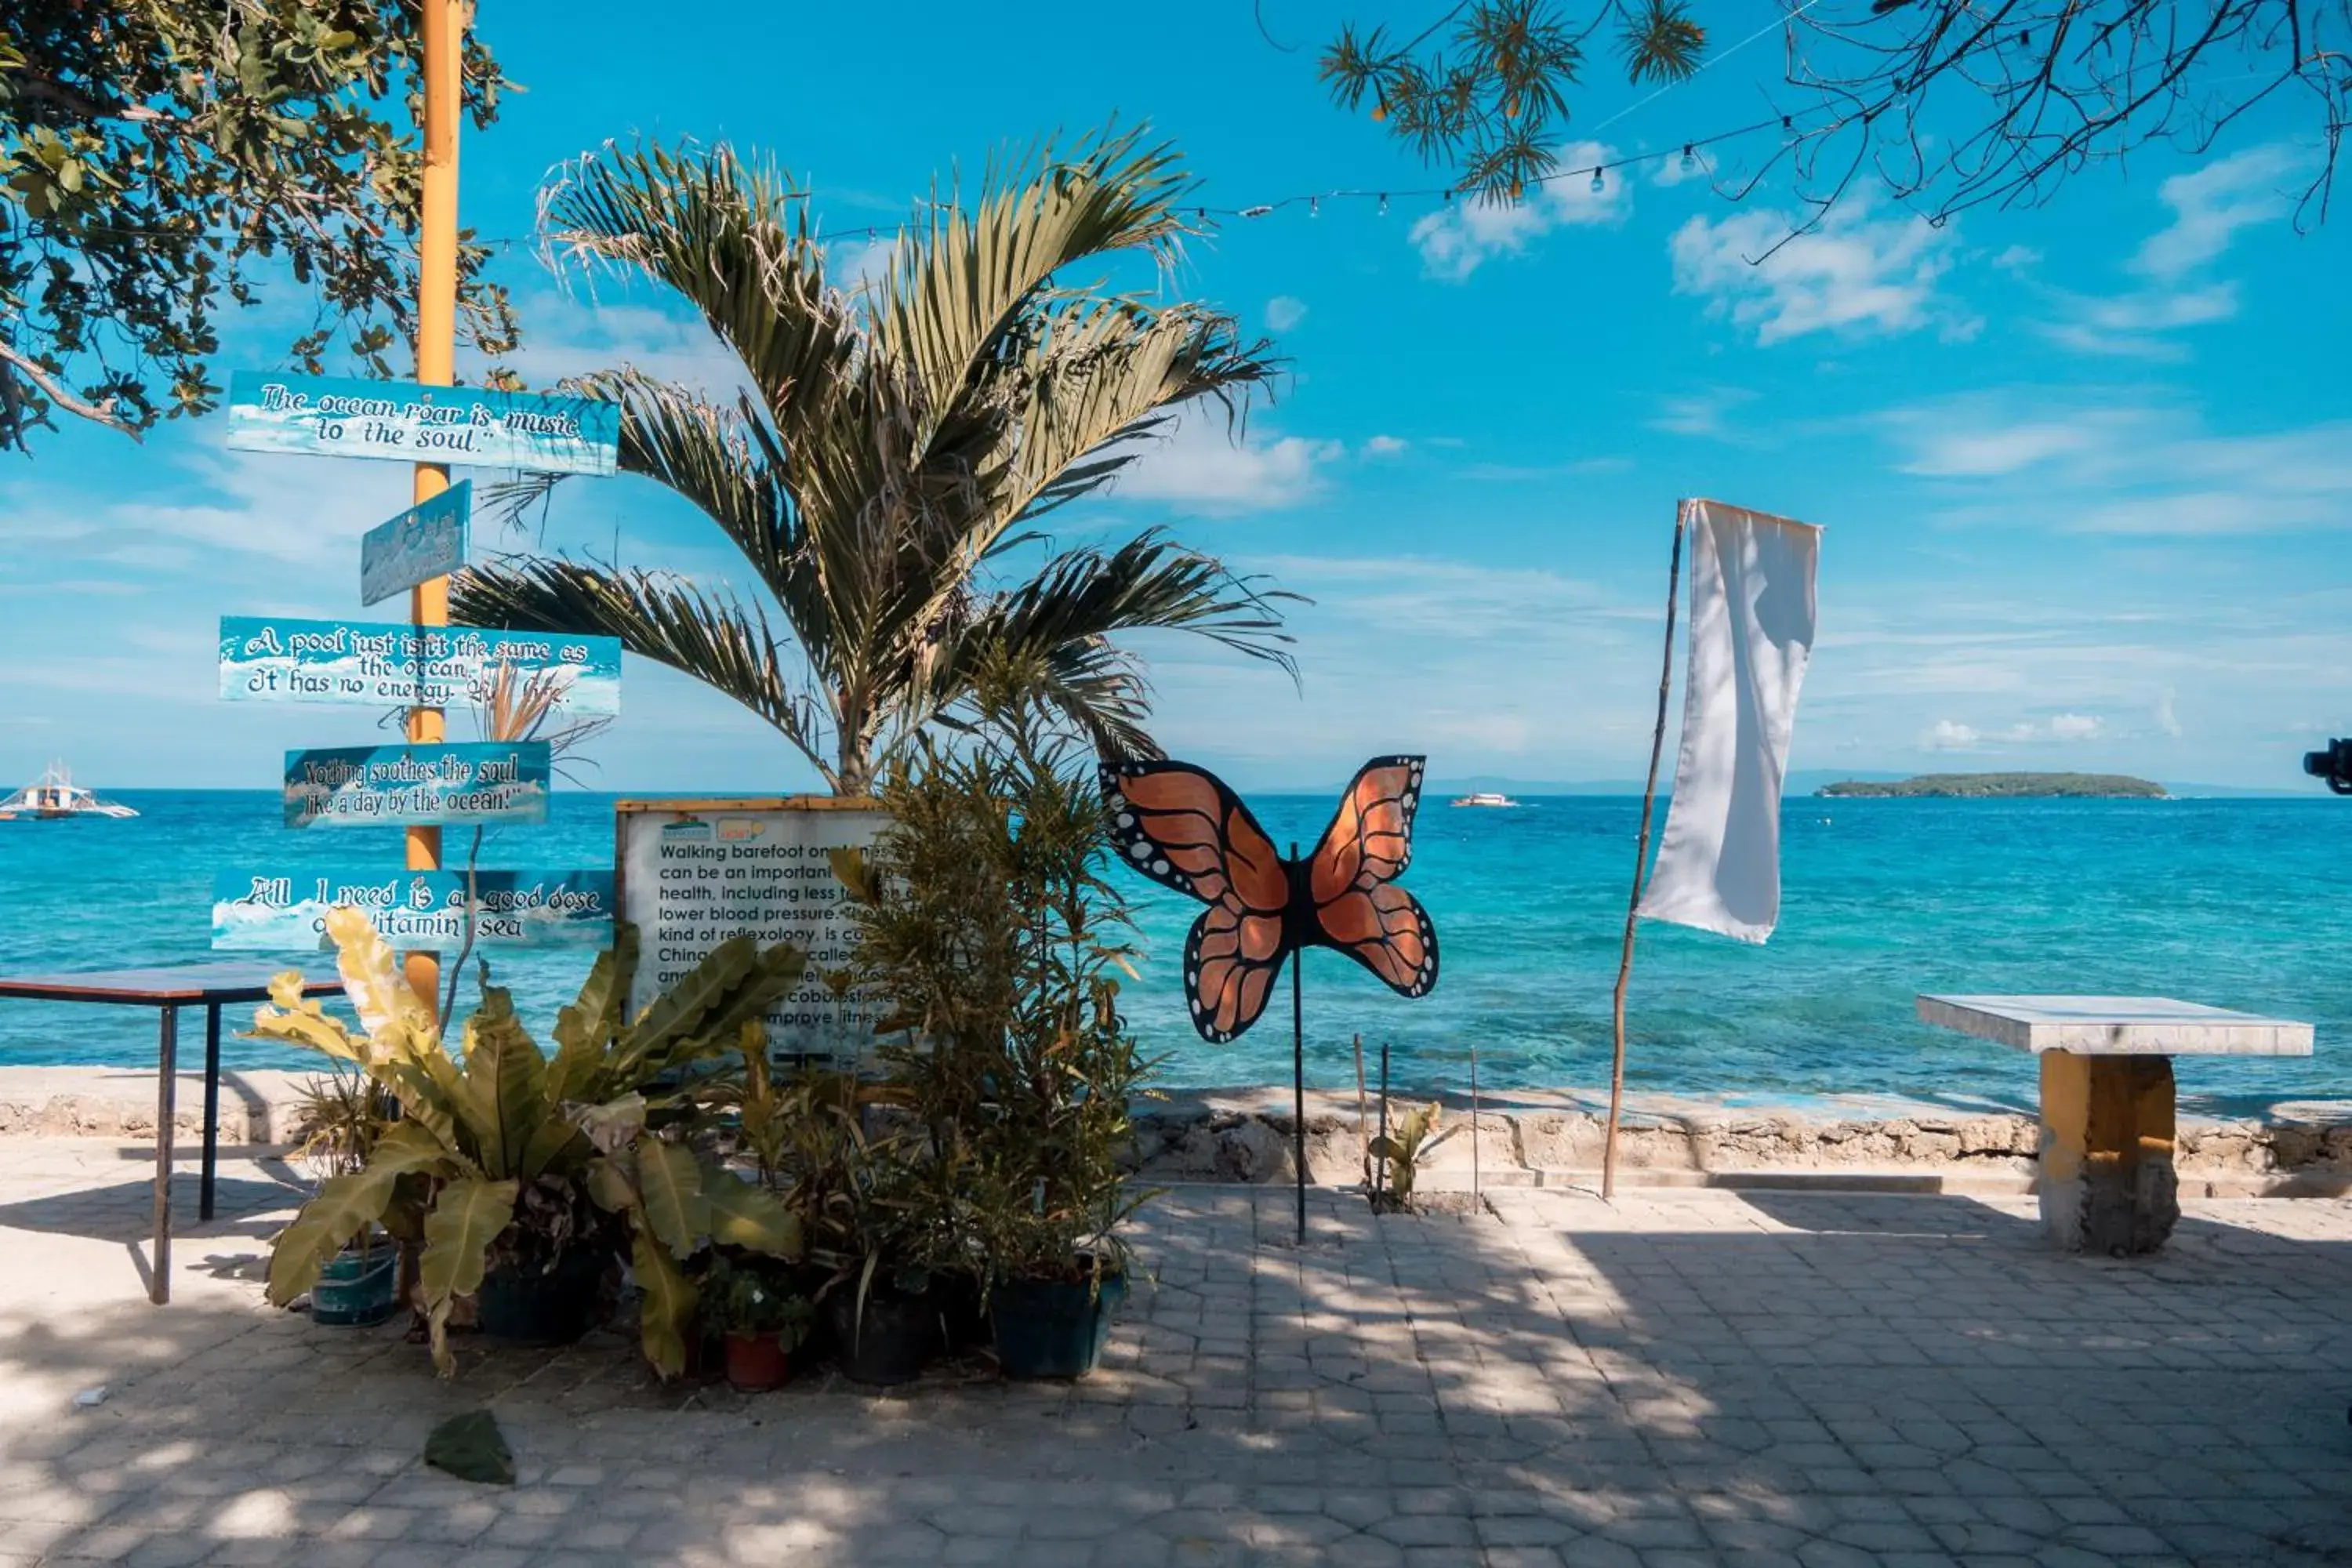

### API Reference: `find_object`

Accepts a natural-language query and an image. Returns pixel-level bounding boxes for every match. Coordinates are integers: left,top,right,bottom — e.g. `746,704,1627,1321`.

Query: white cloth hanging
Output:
1636,499,1821,944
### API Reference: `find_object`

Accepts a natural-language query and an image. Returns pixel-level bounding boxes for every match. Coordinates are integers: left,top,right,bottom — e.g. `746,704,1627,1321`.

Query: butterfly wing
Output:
1101,760,1293,1042
1305,756,1439,998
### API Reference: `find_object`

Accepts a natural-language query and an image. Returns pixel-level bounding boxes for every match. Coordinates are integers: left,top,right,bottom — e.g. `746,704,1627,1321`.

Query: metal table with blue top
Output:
0,962,344,1304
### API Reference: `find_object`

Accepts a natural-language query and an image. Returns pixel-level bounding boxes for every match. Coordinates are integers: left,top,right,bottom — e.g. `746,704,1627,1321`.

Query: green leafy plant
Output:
289,1065,397,1183
1,1,520,449
251,906,806,1377
835,673,1160,1296
1370,1102,1446,1212
703,1255,814,1347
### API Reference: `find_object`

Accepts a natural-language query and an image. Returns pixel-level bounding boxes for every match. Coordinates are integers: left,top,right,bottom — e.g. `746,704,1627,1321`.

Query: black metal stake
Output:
201,1003,222,1222
1290,840,1306,1245
1377,1040,1391,1209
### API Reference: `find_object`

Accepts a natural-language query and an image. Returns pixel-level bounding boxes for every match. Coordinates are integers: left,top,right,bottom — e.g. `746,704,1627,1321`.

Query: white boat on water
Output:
1450,791,1519,808
0,763,138,822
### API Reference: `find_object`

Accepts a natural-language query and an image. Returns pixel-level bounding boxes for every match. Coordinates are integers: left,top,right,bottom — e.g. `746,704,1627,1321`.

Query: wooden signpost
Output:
209,0,619,1011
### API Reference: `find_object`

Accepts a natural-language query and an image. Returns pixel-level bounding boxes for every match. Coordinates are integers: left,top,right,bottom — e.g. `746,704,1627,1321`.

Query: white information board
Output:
615,797,888,1060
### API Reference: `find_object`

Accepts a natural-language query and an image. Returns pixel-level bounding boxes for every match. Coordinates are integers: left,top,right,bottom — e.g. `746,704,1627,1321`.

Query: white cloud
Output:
1648,387,1755,440
1924,720,1980,750
2025,143,2310,358
2035,283,2240,360
1363,434,1408,457
1409,143,1628,281
1668,203,1962,344
1993,245,2042,272
1264,296,1308,332
2156,690,2183,739
1112,419,1343,513
1650,144,1715,188
503,294,754,402
1924,713,2102,750
826,235,898,293
2134,144,2308,281
1878,394,2352,535
1892,418,2112,478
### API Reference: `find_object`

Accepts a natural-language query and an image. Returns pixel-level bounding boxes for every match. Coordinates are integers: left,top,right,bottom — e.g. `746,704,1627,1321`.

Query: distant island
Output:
1816,772,2167,799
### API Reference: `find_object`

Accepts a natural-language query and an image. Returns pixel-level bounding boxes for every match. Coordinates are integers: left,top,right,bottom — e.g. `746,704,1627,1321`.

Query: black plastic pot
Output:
477,1249,608,1345
312,1243,397,1327
992,1270,1127,1380
823,1286,939,1385
935,1270,993,1354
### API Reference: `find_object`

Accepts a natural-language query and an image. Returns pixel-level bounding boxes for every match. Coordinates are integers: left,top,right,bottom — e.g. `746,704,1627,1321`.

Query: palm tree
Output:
452,128,1296,795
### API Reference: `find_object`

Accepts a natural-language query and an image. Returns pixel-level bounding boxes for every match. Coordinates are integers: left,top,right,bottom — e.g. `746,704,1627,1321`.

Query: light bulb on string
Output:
1377,192,1389,216
1589,167,1605,194
1309,196,1319,218
1679,144,1697,174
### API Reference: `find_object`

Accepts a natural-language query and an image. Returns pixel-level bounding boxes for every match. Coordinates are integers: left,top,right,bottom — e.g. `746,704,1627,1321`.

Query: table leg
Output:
201,1004,222,1222
152,1007,177,1306
2038,1051,2180,1255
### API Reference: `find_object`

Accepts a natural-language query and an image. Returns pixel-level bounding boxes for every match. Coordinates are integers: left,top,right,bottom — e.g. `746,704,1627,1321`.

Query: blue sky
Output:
4,0,2348,793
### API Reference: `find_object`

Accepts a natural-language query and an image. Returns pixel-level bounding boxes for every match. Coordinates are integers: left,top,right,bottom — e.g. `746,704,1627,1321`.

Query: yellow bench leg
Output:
2038,1051,2180,1255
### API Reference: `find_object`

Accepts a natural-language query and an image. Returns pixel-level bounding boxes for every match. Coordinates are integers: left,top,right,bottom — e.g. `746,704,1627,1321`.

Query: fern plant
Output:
251,906,807,1376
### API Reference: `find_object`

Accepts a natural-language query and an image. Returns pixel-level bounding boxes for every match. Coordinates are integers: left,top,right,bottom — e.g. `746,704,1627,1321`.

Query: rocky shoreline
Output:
5,1068,2349,1197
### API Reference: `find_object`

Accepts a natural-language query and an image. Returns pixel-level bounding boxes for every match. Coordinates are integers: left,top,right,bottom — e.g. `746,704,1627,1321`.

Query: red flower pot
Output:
724,1330,790,1391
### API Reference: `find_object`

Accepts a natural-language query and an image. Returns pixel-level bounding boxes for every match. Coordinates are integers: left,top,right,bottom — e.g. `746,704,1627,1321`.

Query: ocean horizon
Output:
2,790,2343,1120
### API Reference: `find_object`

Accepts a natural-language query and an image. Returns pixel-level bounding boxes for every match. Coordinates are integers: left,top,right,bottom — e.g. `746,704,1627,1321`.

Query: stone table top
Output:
1918,993,2315,1057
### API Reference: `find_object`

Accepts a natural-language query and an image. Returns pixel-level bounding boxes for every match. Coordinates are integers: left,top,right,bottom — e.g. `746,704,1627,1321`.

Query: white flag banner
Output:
1636,499,1821,943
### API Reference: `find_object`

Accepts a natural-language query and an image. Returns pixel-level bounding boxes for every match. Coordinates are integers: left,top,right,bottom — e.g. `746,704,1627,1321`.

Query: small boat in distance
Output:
1449,791,1519,808
0,762,138,822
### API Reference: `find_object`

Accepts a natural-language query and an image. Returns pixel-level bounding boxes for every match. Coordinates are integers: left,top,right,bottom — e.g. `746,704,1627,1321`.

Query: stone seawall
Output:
5,1069,2347,1196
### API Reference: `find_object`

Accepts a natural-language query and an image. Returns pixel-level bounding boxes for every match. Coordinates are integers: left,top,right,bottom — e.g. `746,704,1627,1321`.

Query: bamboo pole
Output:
403,0,463,1020
1603,500,1690,1201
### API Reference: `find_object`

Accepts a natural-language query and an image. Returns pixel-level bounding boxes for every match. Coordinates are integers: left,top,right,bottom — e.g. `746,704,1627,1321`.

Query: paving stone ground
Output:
2,1137,2350,1566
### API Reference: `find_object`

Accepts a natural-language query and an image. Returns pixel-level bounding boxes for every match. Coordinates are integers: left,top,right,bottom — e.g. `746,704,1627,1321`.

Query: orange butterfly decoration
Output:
1101,756,1439,1043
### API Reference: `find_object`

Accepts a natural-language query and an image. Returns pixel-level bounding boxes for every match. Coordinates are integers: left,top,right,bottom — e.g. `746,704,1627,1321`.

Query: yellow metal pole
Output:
404,0,463,1018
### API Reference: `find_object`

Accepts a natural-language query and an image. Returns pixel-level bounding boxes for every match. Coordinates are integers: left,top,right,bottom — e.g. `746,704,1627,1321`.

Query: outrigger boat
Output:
0,762,138,821
1449,791,1519,808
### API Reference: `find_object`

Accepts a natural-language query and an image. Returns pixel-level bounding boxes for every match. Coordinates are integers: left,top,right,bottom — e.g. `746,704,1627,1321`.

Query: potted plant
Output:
834,679,1160,1380
704,1254,814,1391
250,909,808,1377
289,1067,401,1327
784,1074,948,1385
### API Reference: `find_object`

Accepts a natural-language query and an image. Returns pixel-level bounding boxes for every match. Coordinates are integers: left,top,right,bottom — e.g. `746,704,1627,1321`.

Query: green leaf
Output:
583,1152,639,1217
549,927,637,1102
419,1178,520,1375
612,936,804,1082
452,983,548,1178
635,1139,710,1258
266,1122,450,1306
703,1167,803,1258
632,1228,696,1378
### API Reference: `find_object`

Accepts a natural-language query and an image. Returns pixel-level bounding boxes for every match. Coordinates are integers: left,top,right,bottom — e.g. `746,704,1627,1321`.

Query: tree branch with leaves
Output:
1321,0,2345,227
0,0,521,452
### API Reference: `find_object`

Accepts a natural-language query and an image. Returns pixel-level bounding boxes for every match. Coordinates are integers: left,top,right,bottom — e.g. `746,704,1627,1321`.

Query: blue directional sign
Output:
283,742,550,829
218,616,622,713
361,482,471,606
212,868,615,952
225,372,620,476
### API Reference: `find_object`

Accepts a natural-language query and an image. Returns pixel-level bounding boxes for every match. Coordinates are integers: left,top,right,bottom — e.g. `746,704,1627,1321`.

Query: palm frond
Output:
451,557,836,785
539,140,857,436
866,126,1197,451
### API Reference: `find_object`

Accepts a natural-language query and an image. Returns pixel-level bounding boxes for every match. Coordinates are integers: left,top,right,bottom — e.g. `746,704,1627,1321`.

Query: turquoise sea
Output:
2,792,2344,1117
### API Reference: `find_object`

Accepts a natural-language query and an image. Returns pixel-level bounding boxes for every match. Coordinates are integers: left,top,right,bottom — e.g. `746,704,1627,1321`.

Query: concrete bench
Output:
1918,994,2315,1254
